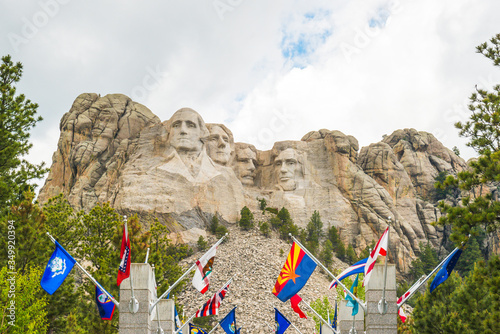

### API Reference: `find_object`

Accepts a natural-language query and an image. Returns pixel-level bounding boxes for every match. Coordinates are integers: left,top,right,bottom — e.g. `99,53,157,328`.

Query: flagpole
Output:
290,322,303,334
207,323,220,334
145,247,150,264
46,232,119,307
150,233,228,314
123,216,139,313
378,217,391,314
289,235,367,312
176,312,196,334
350,314,357,334
397,243,463,308
264,321,273,332
301,299,334,332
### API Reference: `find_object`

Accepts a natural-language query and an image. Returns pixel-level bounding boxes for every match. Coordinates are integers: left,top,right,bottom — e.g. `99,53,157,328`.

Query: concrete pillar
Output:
321,323,335,334
338,299,364,334
151,299,175,334
365,264,397,334
119,263,156,334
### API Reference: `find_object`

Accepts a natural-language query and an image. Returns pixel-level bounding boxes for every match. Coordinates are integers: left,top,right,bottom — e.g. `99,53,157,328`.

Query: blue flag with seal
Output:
220,307,237,334
345,274,359,316
41,240,76,294
95,285,116,320
175,304,183,333
275,308,291,334
430,248,463,293
189,323,208,333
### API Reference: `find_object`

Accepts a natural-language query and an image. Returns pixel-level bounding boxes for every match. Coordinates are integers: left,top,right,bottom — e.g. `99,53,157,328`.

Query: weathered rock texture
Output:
39,94,469,272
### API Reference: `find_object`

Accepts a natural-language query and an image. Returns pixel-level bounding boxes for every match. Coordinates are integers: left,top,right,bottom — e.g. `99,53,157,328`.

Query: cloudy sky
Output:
2,0,500,191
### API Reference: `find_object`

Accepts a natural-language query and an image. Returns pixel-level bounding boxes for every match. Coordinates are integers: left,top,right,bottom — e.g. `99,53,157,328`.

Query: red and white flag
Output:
398,307,407,323
363,227,389,286
397,278,422,307
195,280,231,317
117,222,131,286
192,245,217,294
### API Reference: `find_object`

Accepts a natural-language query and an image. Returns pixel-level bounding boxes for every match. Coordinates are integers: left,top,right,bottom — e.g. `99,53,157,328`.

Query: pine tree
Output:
239,206,254,230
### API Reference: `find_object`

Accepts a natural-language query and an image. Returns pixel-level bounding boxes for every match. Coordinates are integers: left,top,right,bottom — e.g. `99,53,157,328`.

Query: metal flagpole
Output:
145,247,150,264
207,323,220,334
264,321,274,332
46,232,119,307
349,314,357,334
397,240,467,308
124,215,139,313
290,322,303,334
289,234,367,312
301,299,335,332
150,233,228,314
378,217,391,314
176,312,196,334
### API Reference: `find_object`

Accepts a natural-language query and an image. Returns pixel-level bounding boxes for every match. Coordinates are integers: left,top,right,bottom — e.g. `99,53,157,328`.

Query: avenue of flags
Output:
39,214,469,330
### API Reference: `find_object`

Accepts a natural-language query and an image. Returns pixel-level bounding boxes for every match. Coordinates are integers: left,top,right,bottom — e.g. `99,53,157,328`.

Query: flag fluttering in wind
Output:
397,277,424,307
195,280,231,317
329,258,367,289
189,323,208,333
220,306,238,334
117,221,131,286
398,307,407,323
95,285,116,320
332,301,338,330
272,242,317,302
345,274,359,316
175,303,183,334
364,227,389,286
430,248,463,293
192,245,217,294
275,308,291,334
41,240,76,294
290,294,307,319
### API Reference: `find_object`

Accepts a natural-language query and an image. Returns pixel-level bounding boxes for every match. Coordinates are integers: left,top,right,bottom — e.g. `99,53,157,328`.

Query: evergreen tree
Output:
209,215,219,234
0,55,47,210
306,210,323,246
319,239,334,268
345,244,358,264
259,221,270,237
408,242,439,281
239,206,254,230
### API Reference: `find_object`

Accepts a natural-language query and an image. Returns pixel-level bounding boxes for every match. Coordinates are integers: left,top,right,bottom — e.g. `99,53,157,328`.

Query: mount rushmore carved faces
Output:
274,148,304,191
234,144,257,186
206,124,234,166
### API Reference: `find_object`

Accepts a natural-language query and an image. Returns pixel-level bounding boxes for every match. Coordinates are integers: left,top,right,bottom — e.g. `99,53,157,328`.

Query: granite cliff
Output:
39,93,469,272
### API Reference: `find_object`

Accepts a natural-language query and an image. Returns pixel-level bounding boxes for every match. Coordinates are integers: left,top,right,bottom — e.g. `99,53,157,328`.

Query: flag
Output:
272,242,317,302
95,285,116,320
220,307,237,334
189,323,208,334
117,222,131,286
397,277,424,306
195,281,230,317
275,308,291,334
41,240,76,295
398,307,407,323
175,304,183,333
345,274,359,316
192,245,217,294
364,227,389,286
332,301,337,330
430,248,463,293
329,258,367,289
290,294,307,319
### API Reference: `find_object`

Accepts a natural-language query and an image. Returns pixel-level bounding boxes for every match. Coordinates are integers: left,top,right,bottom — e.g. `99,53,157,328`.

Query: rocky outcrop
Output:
39,94,470,273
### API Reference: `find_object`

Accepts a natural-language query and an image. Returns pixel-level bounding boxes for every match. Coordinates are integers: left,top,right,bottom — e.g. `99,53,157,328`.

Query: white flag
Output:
363,227,389,286
192,245,217,294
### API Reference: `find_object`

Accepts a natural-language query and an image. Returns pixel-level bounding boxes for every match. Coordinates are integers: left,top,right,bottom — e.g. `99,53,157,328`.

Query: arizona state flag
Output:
272,242,317,302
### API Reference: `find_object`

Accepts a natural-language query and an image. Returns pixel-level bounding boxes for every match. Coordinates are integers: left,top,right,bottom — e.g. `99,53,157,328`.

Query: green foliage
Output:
215,224,228,238
337,274,365,301
0,265,48,333
239,206,254,230
265,207,279,214
209,215,219,234
309,296,335,332
0,55,48,211
327,225,346,261
257,198,267,212
197,235,208,251
306,210,323,246
455,235,485,275
433,171,460,203
259,221,270,237
452,146,461,156
319,239,334,268
275,207,299,240
408,242,439,282
193,315,216,331
345,244,358,264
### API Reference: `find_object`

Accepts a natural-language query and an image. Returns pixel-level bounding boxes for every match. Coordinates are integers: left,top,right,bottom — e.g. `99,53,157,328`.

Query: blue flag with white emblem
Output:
220,307,237,334
95,285,116,320
41,240,76,294
430,248,463,293
275,308,291,334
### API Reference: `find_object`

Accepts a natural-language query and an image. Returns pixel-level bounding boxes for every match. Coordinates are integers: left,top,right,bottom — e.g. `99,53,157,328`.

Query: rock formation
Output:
39,93,469,272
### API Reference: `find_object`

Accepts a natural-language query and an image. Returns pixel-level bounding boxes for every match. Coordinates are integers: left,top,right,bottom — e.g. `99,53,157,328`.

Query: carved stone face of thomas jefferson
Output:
274,148,303,191
206,125,232,165
168,109,205,153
